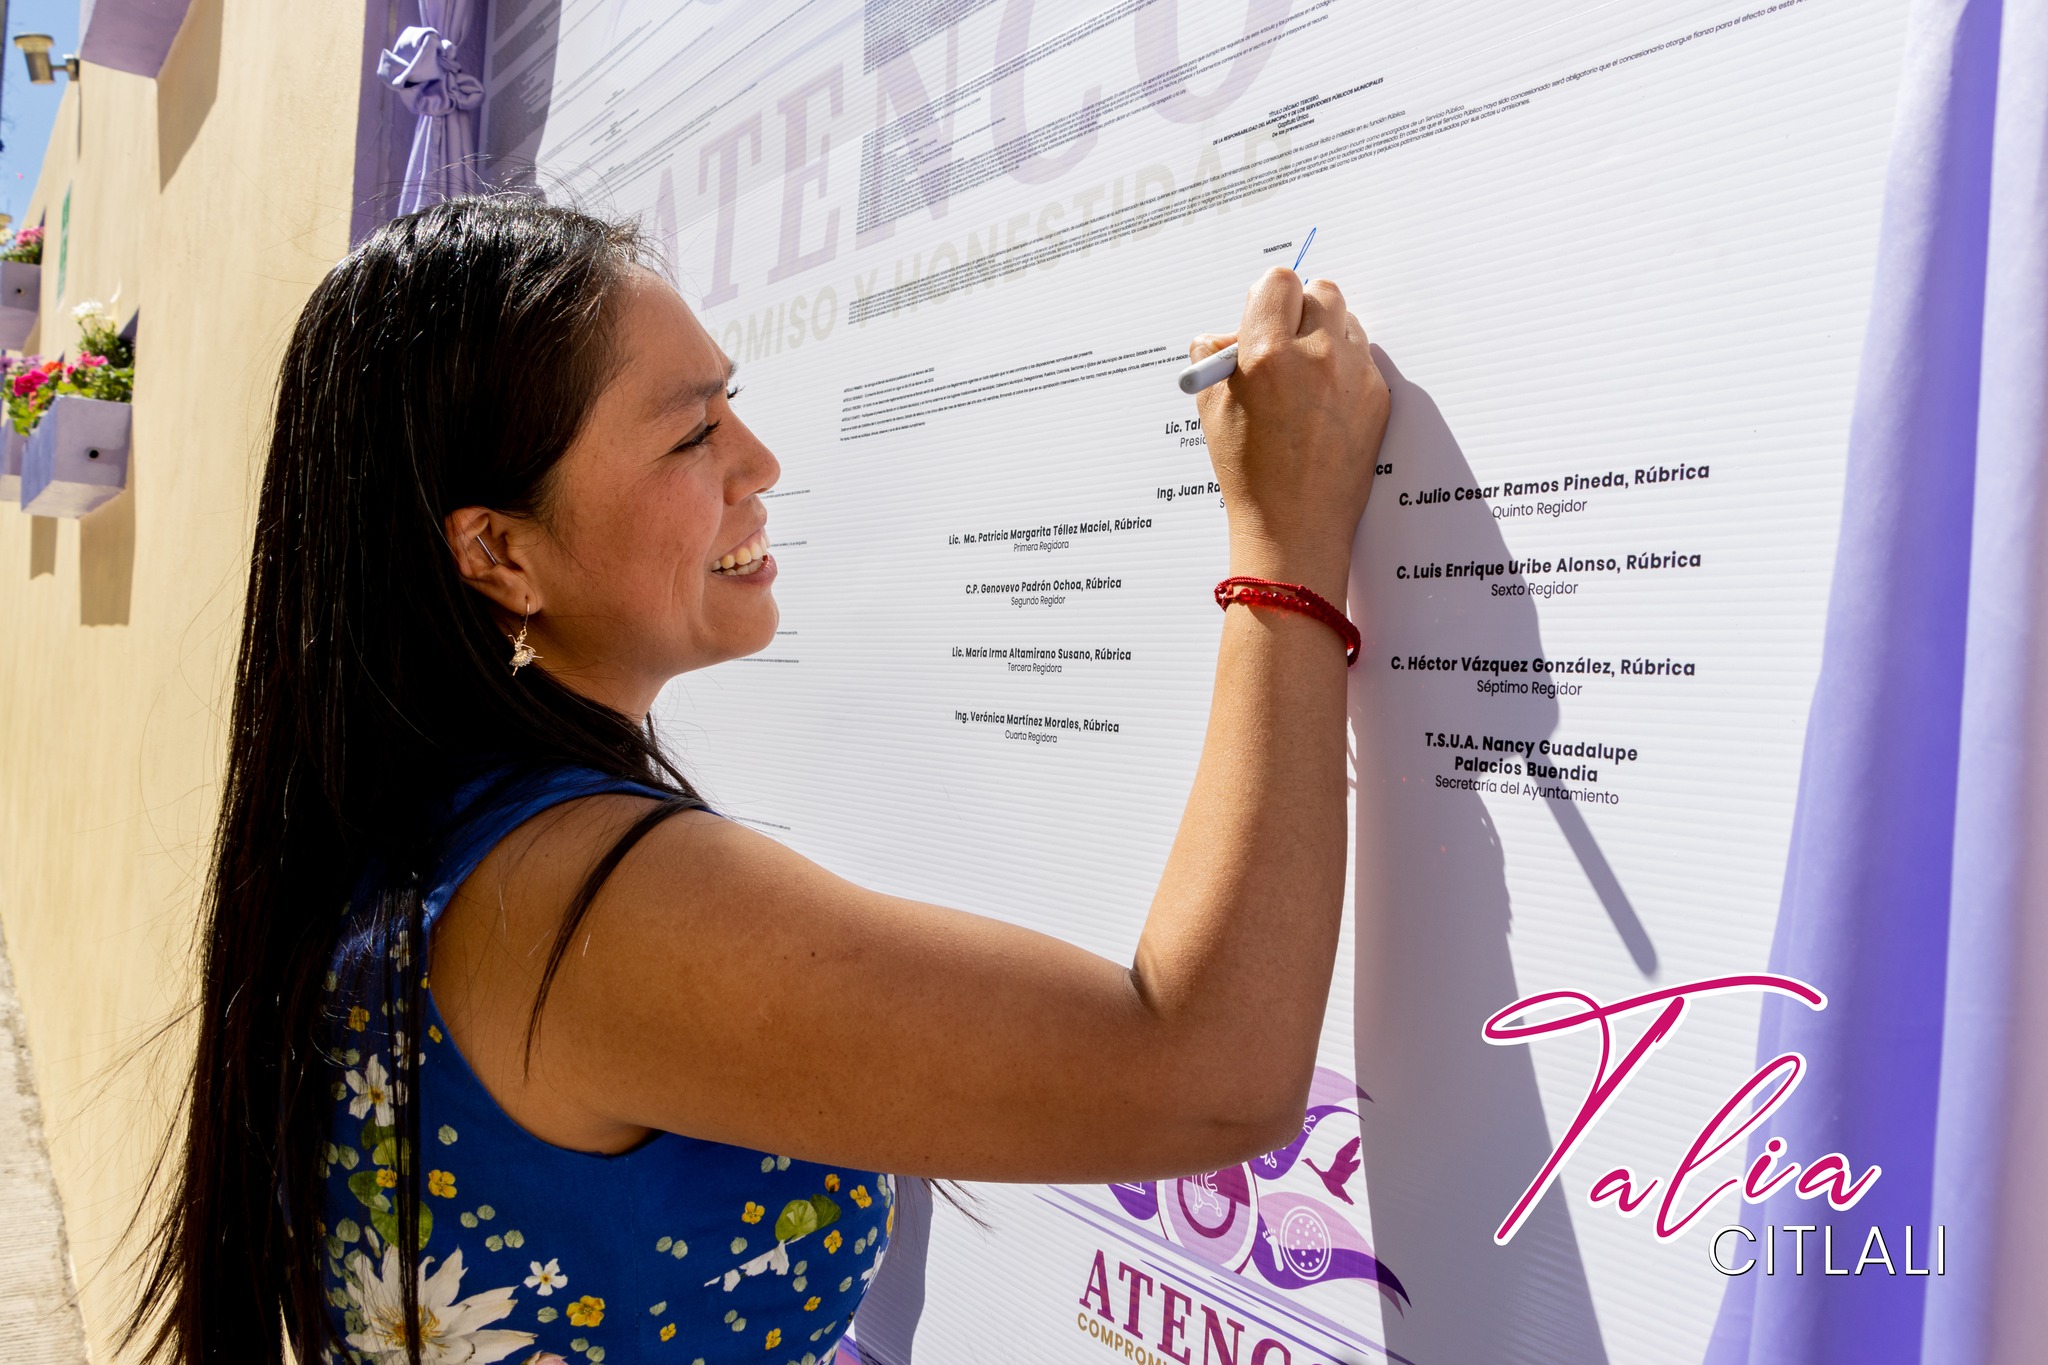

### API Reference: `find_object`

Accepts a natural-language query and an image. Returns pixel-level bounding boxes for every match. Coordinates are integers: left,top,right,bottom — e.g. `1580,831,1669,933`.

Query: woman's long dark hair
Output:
128,196,702,1363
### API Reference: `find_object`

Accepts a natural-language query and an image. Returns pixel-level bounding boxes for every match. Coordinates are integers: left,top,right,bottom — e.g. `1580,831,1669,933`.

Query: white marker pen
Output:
1176,227,1318,395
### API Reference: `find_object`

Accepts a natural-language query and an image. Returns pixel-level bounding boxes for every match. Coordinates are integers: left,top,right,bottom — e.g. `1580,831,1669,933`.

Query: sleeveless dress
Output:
317,767,895,1365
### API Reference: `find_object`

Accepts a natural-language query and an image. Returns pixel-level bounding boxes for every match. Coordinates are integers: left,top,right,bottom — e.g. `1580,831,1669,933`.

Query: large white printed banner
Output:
485,1,1911,1359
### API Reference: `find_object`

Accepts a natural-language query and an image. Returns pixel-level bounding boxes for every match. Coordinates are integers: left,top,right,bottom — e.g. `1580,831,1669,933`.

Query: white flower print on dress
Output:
523,1259,567,1296
341,1245,533,1363
709,1237,790,1292
345,1054,403,1127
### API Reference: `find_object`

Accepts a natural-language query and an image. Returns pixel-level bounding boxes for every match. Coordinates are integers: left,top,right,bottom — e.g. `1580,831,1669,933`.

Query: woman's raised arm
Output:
430,267,1389,1181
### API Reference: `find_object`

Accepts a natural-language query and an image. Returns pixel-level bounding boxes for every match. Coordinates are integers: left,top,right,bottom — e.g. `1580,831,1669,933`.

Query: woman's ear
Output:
443,507,543,618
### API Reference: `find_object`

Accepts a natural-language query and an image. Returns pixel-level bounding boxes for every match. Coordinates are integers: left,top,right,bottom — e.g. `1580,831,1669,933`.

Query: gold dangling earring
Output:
509,605,540,674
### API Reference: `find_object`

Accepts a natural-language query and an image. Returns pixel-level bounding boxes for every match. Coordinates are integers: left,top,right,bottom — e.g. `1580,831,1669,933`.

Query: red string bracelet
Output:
1214,576,1360,665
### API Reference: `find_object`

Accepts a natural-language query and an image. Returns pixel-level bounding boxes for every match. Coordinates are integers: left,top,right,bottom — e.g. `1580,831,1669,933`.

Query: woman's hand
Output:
1191,269,1389,600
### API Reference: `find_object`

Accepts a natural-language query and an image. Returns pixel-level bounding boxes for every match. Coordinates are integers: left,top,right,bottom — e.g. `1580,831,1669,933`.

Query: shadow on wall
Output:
78,461,134,625
28,517,55,577
158,0,225,189
1351,350,1648,1365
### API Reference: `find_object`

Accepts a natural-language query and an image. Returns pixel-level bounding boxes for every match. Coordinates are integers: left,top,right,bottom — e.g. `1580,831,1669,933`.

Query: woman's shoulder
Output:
437,761,692,847
326,761,698,994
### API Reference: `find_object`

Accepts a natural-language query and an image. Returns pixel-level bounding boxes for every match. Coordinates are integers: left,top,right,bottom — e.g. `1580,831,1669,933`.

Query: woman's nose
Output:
731,421,780,497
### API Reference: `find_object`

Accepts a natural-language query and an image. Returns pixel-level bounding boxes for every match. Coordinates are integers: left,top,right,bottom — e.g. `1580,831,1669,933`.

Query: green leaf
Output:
808,1193,841,1230
361,1122,394,1151
370,1138,397,1168
347,1171,390,1213
369,1203,431,1251
774,1200,819,1243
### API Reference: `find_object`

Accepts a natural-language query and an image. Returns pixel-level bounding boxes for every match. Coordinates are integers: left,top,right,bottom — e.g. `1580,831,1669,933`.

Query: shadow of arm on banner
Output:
1545,796,1656,976
1352,351,1623,1364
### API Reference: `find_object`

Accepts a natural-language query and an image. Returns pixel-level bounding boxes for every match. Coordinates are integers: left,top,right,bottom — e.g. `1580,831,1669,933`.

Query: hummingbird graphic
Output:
1303,1137,1361,1205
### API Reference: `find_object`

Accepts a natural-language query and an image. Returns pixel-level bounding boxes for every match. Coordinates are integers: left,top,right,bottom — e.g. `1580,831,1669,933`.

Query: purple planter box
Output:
79,0,195,79
0,262,40,350
0,427,23,503
21,395,131,517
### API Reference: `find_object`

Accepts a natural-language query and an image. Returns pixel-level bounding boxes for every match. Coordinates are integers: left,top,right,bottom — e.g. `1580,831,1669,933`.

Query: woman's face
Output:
487,270,781,717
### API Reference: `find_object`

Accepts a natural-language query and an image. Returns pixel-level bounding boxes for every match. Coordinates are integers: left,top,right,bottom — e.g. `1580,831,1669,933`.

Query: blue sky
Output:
0,0,80,227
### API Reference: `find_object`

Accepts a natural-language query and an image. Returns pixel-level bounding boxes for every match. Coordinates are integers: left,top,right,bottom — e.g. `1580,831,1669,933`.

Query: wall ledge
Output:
79,0,195,79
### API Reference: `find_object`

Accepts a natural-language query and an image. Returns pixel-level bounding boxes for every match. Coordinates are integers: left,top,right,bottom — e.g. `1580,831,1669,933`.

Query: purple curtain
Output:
1705,0,2048,1361
377,0,486,214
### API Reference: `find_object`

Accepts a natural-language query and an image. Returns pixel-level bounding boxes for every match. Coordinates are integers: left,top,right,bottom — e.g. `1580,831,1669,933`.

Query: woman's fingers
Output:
1297,277,1348,342
1239,266,1306,356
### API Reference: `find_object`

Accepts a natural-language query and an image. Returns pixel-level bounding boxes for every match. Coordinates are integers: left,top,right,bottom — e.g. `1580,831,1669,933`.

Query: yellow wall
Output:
0,1,366,1355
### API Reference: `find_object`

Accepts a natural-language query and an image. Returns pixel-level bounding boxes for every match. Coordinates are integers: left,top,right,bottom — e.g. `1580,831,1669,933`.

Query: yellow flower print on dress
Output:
849,1185,872,1209
660,1323,676,1341
374,1168,398,1189
428,1024,444,1043
347,1006,370,1032
824,1230,842,1253
804,1296,821,1311
427,1170,456,1198
764,1328,782,1349
741,1201,764,1224
824,1173,839,1192
566,1294,605,1327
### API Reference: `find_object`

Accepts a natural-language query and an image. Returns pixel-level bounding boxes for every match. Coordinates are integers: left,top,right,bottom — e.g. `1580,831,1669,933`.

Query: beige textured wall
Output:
0,0,366,1355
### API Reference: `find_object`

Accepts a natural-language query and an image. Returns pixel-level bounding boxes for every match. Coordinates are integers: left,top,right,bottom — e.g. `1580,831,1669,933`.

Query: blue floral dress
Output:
317,767,895,1365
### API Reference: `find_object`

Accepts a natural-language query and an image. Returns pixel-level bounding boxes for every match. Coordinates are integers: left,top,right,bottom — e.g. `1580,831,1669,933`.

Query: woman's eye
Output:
674,420,721,453
725,383,744,401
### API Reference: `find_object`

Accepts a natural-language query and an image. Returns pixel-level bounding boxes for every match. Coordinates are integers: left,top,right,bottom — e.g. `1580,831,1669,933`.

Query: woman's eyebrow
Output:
649,356,739,424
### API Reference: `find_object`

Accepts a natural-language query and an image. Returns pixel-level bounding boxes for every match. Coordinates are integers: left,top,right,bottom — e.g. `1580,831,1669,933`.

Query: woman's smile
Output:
711,526,772,577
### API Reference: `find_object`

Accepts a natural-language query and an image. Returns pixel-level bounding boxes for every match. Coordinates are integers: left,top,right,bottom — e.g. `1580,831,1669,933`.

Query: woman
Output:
133,196,1388,1363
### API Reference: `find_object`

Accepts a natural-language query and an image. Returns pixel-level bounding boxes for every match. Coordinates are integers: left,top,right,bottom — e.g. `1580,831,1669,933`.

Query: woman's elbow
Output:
1184,1087,1308,1171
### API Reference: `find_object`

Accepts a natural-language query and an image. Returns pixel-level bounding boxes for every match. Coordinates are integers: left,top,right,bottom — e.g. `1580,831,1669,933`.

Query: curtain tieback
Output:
378,25,483,119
